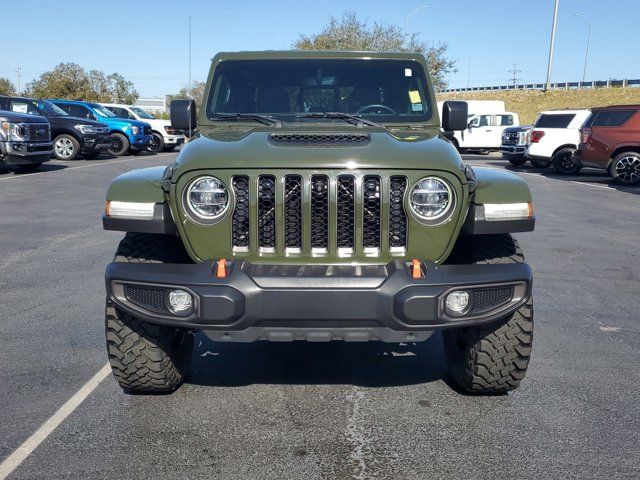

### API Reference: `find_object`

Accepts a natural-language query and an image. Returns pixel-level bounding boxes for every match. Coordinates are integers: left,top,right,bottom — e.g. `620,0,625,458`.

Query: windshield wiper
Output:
212,113,282,127
297,112,386,130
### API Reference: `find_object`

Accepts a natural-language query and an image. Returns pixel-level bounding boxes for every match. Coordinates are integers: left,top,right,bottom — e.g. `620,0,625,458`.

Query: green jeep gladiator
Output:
103,51,534,395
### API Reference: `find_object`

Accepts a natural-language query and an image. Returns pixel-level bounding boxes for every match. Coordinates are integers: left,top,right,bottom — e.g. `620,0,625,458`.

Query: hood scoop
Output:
269,133,371,147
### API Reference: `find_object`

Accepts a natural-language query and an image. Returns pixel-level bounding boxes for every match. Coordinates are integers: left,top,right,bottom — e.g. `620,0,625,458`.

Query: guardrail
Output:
441,79,640,94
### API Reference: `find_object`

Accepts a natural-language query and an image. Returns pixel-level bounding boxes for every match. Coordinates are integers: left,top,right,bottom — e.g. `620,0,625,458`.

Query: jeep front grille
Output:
230,174,409,257
258,175,276,252
231,176,250,251
389,176,408,251
336,175,355,253
284,175,302,252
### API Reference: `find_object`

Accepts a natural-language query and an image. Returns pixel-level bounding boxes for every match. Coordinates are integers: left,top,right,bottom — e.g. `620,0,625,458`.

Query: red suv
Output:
578,105,640,185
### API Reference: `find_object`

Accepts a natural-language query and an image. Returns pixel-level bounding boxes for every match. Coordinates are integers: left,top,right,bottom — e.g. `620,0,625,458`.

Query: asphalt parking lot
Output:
0,152,639,479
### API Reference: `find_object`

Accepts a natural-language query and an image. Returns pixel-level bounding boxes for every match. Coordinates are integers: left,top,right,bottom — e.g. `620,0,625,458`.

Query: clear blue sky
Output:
1,0,637,97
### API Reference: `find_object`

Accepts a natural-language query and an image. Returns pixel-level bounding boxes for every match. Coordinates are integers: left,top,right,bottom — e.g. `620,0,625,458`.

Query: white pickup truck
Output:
525,109,591,173
101,103,185,153
438,100,520,153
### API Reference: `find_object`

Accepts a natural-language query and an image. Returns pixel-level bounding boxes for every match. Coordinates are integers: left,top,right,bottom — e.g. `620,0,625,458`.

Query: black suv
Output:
0,96,113,160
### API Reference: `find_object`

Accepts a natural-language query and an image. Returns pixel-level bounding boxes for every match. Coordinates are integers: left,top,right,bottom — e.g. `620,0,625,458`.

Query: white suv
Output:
101,103,184,153
525,109,591,173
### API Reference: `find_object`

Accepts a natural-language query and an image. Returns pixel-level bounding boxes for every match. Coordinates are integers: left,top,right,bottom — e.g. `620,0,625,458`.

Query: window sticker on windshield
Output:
411,104,424,112
405,68,413,77
12,104,28,114
409,90,422,104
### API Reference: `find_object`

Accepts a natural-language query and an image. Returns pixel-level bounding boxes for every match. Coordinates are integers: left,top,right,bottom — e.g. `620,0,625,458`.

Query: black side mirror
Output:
441,101,468,131
170,99,197,136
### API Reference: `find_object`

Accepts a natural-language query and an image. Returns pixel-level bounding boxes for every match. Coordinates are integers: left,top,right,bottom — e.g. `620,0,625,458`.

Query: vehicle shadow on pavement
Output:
187,332,449,388
0,163,68,175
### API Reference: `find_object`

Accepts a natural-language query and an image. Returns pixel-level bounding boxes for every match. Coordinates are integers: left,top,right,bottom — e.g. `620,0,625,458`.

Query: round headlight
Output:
185,176,229,222
409,177,454,223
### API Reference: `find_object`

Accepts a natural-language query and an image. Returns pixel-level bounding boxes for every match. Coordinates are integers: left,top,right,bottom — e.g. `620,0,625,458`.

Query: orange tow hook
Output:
411,259,423,279
216,259,227,278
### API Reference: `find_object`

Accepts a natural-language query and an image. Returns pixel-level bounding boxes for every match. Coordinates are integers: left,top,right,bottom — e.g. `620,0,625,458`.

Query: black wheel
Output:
106,233,194,394
108,132,130,156
16,163,42,172
148,132,165,153
507,156,527,166
53,134,81,160
552,148,581,175
443,234,533,394
530,157,551,168
609,152,640,185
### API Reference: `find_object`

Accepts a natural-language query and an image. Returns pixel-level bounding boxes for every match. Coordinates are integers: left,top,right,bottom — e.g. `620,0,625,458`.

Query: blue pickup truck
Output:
49,99,153,156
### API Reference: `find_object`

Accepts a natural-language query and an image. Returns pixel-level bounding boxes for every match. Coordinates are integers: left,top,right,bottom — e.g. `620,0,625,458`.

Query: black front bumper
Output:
106,260,532,342
81,134,114,153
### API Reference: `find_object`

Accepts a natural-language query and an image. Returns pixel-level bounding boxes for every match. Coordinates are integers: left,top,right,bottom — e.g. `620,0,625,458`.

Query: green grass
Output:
437,88,640,125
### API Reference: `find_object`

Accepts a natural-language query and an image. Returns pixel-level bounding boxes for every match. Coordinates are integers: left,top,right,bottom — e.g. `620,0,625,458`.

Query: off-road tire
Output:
108,132,130,156
552,147,581,175
530,157,551,168
507,156,527,166
443,234,533,394
106,233,193,393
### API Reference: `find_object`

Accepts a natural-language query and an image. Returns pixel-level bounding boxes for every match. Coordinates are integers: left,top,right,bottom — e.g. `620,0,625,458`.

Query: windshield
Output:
130,107,155,119
36,100,68,116
90,104,117,118
206,59,432,123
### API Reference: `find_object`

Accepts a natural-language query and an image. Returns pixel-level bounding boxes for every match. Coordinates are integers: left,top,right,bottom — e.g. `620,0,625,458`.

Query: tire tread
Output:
443,234,534,394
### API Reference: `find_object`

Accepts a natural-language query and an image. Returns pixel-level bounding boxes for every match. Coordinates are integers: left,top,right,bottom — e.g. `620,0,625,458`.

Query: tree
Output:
0,77,16,96
167,81,206,107
24,63,138,103
293,12,456,92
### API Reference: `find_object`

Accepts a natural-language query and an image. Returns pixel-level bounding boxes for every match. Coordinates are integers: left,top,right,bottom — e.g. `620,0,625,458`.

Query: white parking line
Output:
0,364,111,479
0,152,176,182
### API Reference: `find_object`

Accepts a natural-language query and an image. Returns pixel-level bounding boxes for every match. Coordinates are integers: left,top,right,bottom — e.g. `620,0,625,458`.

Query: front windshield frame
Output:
205,58,433,125
90,104,117,118
130,107,155,119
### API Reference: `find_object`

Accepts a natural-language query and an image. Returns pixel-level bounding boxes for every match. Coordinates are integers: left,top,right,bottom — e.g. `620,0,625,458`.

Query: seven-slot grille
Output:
231,174,409,256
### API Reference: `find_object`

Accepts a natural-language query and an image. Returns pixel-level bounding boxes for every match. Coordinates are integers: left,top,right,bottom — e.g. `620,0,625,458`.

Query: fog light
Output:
167,289,193,314
445,290,470,316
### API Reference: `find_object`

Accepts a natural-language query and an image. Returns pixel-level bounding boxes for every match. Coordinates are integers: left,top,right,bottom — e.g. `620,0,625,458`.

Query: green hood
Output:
172,126,467,184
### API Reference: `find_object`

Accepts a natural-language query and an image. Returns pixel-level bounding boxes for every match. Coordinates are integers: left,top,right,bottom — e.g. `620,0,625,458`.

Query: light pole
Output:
545,0,560,91
405,5,428,35
574,13,591,85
